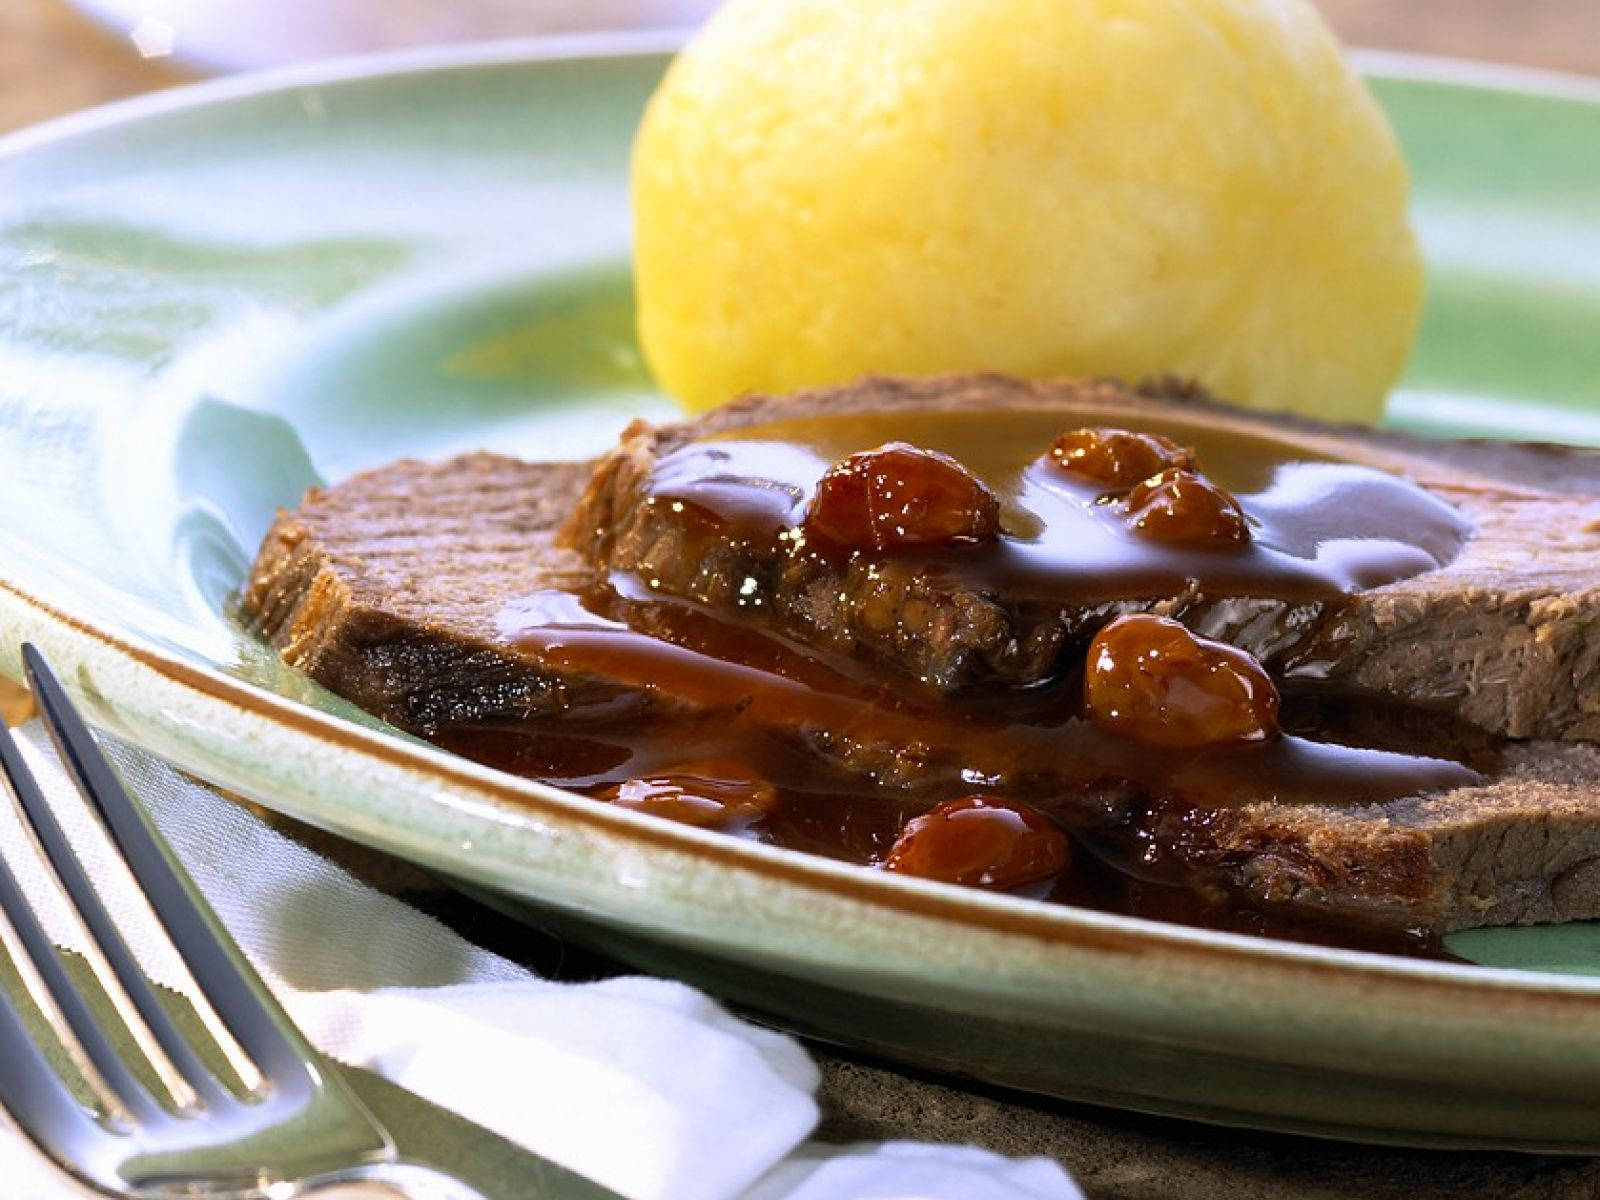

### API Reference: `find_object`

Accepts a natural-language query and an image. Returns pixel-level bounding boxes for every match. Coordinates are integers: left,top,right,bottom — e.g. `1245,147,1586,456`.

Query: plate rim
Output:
3,29,1600,168
3,34,1600,1012
17,563,1600,1004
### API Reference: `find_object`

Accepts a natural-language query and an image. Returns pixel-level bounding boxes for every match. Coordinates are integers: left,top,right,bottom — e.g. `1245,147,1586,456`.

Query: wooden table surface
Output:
5,2,1600,1198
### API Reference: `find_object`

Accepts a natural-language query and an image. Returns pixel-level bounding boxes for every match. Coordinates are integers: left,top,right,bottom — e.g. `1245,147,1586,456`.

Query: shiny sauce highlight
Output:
470,411,1480,956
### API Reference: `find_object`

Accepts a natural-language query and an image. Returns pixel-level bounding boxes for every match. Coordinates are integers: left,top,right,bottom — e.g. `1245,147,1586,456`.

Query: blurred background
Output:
4,0,1598,137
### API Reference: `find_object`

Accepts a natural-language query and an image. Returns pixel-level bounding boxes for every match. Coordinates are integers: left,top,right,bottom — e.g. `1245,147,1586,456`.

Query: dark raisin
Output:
1124,468,1249,548
1048,427,1195,487
596,760,778,829
1084,614,1280,748
882,796,1070,890
803,442,1000,551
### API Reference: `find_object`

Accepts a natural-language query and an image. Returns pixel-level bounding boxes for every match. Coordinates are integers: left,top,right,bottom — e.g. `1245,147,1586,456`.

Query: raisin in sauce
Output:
648,410,1469,603
462,411,1480,958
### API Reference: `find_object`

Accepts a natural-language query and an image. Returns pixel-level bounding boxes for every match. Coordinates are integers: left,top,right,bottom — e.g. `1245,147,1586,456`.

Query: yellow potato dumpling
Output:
631,0,1423,422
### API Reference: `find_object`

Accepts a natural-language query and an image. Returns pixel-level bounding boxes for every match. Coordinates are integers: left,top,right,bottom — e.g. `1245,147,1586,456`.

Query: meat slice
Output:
566,375,1600,740
240,404,1600,935
1156,741,1600,931
243,454,638,733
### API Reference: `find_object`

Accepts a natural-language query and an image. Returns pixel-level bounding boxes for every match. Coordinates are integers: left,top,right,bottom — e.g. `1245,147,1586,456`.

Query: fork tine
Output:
0,963,108,1155
1,673,231,1111
22,647,311,1091
0,722,164,1124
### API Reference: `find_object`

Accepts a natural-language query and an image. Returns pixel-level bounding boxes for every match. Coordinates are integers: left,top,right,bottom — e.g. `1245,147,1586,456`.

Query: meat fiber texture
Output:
243,375,1600,934
568,375,1600,741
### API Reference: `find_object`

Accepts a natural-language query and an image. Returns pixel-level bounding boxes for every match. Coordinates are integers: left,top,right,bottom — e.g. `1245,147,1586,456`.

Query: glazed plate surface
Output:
3,36,1600,1150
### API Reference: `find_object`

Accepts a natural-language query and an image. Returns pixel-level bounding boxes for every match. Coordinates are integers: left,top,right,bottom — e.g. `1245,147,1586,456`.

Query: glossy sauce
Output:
469,412,1482,956
651,412,1471,604
494,583,1474,807
474,584,1478,957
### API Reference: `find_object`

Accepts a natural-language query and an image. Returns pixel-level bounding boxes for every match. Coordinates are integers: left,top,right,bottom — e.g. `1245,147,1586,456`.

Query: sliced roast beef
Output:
241,389,1600,934
565,375,1600,741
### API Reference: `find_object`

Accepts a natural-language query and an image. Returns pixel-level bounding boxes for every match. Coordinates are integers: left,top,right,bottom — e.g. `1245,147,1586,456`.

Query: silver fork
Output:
0,645,502,1199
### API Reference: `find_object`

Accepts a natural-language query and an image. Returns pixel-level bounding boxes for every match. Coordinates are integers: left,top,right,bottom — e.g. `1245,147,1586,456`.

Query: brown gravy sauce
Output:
494,583,1475,812
469,410,1481,957
652,411,1471,603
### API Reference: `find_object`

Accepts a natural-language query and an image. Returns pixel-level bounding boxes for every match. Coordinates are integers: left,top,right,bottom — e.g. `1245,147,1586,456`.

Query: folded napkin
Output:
0,721,1084,1200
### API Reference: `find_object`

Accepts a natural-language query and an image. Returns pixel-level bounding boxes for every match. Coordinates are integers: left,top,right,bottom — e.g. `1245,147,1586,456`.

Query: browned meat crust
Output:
565,375,1600,740
241,375,1600,933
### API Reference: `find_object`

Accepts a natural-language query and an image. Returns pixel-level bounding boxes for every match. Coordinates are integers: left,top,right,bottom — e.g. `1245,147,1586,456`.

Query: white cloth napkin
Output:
0,721,1084,1200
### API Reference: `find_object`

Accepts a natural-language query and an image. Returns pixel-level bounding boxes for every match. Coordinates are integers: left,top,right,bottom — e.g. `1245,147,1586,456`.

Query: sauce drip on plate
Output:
466,411,1481,958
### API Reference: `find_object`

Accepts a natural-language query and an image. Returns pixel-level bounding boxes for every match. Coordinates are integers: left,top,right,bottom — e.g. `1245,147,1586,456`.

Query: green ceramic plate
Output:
3,36,1600,1151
